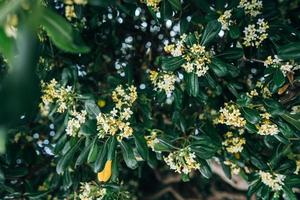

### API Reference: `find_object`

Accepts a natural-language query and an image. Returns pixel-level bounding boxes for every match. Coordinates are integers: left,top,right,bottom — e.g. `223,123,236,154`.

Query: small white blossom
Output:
259,171,285,191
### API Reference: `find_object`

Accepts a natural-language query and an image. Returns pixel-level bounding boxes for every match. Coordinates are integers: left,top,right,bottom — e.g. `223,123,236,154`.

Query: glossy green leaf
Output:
133,132,149,160
278,42,300,60
186,72,199,97
242,107,261,124
167,0,181,11
210,58,228,77
40,8,90,53
200,20,221,46
120,141,138,169
94,140,108,172
273,69,285,89
161,56,185,71
281,113,300,131
56,139,82,174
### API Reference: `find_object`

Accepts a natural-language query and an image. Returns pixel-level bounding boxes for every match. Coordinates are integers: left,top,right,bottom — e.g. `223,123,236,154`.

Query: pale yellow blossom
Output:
259,171,285,191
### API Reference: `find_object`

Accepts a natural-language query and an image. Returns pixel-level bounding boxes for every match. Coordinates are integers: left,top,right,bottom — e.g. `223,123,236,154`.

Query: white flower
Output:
66,110,87,137
259,171,285,191
218,10,233,30
238,0,263,17
164,147,200,174
243,19,269,47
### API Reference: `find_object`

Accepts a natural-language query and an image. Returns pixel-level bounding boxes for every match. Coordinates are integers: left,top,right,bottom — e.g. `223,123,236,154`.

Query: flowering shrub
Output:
0,0,300,199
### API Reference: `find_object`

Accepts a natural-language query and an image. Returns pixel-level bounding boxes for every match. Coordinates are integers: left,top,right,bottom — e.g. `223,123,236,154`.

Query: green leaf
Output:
247,179,262,197
190,135,220,159
278,42,300,60
229,26,240,39
167,0,181,11
180,18,189,34
0,28,14,64
94,140,108,172
263,99,284,116
273,69,285,89
161,56,185,71
133,132,149,160
85,100,101,118
107,136,117,160
87,137,98,163
219,48,243,60
120,141,138,169
160,0,173,20
56,139,82,174
210,58,228,77
285,175,300,187
88,0,115,6
282,185,297,200
242,107,261,124
200,20,221,46
40,8,90,53
186,73,199,97
75,139,93,167
281,113,300,131
250,156,268,170
191,0,210,13
198,159,212,179
80,120,97,136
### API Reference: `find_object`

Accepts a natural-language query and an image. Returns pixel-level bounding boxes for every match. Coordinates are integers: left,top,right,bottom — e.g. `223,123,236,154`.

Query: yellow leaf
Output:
97,160,112,182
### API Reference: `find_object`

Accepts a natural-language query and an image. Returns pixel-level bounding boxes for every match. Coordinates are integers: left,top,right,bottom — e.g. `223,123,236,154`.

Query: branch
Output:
211,161,249,191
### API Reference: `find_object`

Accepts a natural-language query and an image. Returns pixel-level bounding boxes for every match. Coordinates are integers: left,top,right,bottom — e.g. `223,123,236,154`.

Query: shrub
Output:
0,0,300,199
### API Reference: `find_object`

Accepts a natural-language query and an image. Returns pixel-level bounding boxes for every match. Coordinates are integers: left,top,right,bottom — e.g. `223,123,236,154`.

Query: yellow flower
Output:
243,19,269,47
218,10,233,31
65,5,76,20
164,147,200,174
238,0,263,17
97,85,137,140
144,0,162,11
222,131,246,154
217,103,246,128
150,70,177,96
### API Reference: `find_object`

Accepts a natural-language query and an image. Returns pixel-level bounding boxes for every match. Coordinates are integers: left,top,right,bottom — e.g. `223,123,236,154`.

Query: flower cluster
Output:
64,0,88,21
256,113,279,136
224,160,241,175
217,103,246,128
218,10,233,31
39,79,75,116
238,0,263,17
243,19,269,47
143,0,161,11
164,35,212,77
264,55,300,76
97,85,137,140
164,147,200,174
66,110,87,137
222,131,246,154
251,81,272,98
259,171,285,191
79,181,106,200
4,14,18,38
149,70,177,97
145,130,159,151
